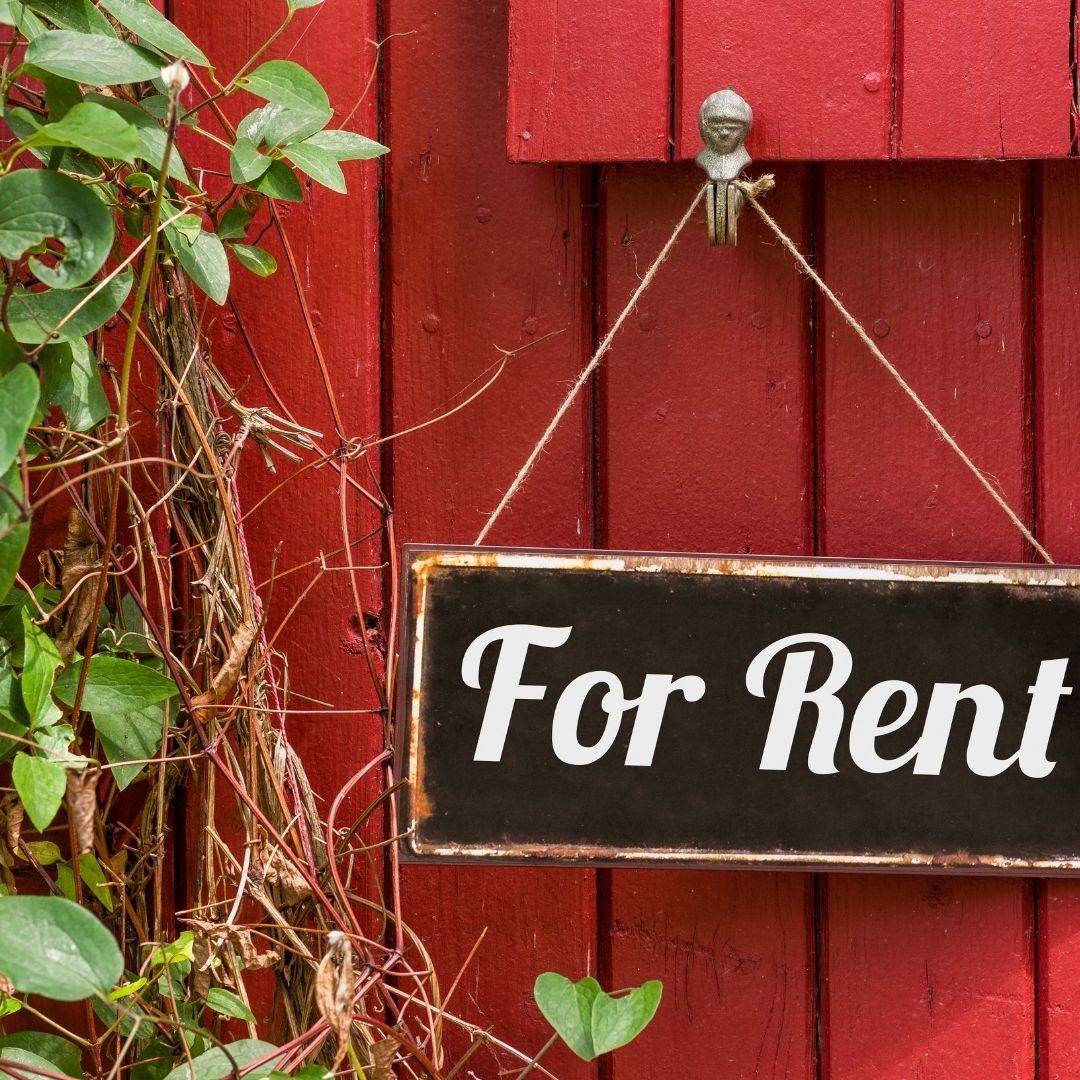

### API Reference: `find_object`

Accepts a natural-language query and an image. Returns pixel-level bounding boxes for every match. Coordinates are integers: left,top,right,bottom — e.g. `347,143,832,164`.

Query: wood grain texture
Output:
1035,159,1080,1080
819,162,1035,1080
507,0,670,162
598,162,815,1079
898,2,1072,158
385,3,597,1076
678,0,893,160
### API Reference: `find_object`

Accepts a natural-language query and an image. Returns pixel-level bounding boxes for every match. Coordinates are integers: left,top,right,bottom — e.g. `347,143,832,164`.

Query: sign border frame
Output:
396,544,1080,875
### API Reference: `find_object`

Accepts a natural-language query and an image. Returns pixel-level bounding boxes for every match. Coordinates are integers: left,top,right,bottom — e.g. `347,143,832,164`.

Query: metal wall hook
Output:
695,88,753,246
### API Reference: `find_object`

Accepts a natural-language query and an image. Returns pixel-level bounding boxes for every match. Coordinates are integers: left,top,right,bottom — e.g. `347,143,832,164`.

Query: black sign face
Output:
397,547,1080,874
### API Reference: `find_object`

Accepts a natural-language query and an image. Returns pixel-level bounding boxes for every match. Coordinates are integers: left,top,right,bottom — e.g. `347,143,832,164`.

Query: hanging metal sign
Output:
396,546,1080,874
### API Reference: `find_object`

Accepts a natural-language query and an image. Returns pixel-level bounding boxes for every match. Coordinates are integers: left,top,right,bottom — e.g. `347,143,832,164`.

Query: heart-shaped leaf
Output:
238,61,331,127
54,655,179,716
534,973,663,1061
533,972,601,1061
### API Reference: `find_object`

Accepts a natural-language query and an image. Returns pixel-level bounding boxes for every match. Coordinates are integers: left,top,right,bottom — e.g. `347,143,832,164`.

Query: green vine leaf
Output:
230,243,277,277
237,60,331,129
164,219,230,305
303,128,388,161
0,0,45,37
590,980,663,1056
0,463,29,606
25,30,163,84
19,610,62,727
0,170,114,288
92,700,164,790
28,101,140,161
534,973,600,1060
0,895,123,1000
53,655,180,716
238,102,324,150
533,973,663,1062
252,159,303,202
0,1032,84,1078
287,0,325,9
5,266,134,345
98,0,209,66
230,136,272,184
11,751,67,831
205,988,256,1022
282,141,344,193
161,1040,283,1080
40,338,110,432
0,363,40,477
24,0,114,35
216,205,252,240
41,72,82,121
57,853,113,911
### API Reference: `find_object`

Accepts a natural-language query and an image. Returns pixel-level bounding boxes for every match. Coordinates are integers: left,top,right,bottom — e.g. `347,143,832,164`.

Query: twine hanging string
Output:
475,174,1054,565
473,183,709,544
737,176,1053,565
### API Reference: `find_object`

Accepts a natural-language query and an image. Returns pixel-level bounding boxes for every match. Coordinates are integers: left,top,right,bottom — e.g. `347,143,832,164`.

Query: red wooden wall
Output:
508,1,1075,160
186,0,1080,1076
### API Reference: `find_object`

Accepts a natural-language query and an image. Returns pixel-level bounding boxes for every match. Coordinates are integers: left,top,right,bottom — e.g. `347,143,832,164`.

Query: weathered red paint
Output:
898,3,1072,157
385,3,597,1075
677,0,892,160
507,0,670,162
511,1,1076,162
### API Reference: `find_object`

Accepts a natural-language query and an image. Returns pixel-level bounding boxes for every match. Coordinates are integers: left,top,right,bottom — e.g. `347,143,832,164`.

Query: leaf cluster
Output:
0,1,389,1078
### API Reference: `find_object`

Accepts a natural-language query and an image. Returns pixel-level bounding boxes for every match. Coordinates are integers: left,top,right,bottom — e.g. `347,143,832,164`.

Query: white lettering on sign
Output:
745,632,1070,778
459,625,1072,776
460,624,705,766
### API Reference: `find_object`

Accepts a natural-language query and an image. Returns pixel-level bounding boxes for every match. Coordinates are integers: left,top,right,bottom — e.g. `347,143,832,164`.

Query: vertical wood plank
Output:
820,161,1035,1080
599,162,815,1080
1035,159,1080,1080
386,3,596,1076
676,0,892,160
507,0,670,162
898,3,1072,157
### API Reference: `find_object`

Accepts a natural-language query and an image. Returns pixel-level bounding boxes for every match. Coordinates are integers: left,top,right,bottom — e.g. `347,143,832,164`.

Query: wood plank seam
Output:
1072,0,1079,153
889,0,902,157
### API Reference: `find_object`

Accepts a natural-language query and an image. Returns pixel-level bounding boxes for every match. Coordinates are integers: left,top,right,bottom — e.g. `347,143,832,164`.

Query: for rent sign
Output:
396,547,1080,873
